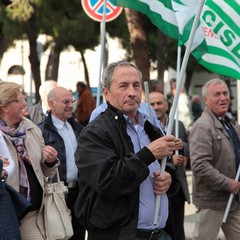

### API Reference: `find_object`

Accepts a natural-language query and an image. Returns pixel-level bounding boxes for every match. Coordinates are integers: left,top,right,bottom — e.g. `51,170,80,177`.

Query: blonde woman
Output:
0,81,59,240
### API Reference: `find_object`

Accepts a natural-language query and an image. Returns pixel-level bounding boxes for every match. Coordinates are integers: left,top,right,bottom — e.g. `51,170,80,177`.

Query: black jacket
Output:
74,104,176,240
170,120,190,203
38,112,83,182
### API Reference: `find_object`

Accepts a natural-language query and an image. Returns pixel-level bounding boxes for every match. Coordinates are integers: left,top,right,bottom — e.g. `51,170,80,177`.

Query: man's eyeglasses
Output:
11,97,27,103
53,99,76,106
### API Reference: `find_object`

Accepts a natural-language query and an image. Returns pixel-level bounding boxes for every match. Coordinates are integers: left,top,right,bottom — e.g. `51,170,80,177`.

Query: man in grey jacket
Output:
189,78,240,240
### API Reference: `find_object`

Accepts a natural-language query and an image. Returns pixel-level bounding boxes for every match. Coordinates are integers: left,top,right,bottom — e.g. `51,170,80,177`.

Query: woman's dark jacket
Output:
0,160,31,240
74,104,177,240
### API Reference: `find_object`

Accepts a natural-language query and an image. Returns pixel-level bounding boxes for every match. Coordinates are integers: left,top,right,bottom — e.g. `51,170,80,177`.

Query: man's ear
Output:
202,96,207,105
48,100,54,110
103,87,109,102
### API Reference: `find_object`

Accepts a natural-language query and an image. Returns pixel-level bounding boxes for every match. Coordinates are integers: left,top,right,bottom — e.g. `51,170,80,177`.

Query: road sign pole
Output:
96,0,107,107
82,0,123,106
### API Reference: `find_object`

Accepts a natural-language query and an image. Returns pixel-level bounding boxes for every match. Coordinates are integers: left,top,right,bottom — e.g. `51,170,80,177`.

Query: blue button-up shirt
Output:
51,115,78,182
124,112,168,229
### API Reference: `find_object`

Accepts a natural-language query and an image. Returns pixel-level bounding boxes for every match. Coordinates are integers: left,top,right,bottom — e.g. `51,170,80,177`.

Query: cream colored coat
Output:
2,117,58,238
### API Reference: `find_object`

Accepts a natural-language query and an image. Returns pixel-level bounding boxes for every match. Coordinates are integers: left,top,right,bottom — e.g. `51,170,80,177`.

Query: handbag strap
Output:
45,160,60,184
44,168,68,195
56,168,61,183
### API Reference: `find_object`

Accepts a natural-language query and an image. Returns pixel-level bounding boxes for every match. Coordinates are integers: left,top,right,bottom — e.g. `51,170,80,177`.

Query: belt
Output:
136,229,163,240
67,181,77,188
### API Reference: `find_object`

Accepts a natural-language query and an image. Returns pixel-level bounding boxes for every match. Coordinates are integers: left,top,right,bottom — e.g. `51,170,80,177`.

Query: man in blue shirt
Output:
74,61,176,240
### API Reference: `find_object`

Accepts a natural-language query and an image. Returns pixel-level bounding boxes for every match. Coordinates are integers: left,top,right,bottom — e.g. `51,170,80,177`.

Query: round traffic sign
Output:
81,0,123,22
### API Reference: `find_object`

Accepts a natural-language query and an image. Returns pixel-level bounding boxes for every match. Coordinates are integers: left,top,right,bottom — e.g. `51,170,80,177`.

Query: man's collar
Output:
213,111,233,122
51,114,66,128
123,111,146,127
106,102,123,115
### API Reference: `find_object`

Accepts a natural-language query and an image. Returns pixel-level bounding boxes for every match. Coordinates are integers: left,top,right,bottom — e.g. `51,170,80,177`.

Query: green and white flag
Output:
109,0,204,48
199,0,239,79
110,0,240,79
110,0,178,38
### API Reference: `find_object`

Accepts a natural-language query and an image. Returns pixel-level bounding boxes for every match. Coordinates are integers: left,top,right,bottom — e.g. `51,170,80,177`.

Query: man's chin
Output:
127,103,139,109
122,106,138,114
219,106,228,113
65,112,73,118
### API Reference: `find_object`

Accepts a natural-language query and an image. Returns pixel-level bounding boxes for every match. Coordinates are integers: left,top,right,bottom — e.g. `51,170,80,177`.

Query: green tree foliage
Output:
38,0,100,50
0,0,209,97
0,0,102,95
5,0,35,22
0,0,42,101
37,0,100,85
107,11,131,57
0,1,25,59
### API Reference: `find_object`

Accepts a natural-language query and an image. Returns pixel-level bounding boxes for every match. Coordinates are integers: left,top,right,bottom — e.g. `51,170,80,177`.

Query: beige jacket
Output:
189,107,240,209
3,118,58,237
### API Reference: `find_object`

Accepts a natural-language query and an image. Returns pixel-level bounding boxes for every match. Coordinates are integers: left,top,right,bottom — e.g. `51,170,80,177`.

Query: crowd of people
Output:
0,60,240,240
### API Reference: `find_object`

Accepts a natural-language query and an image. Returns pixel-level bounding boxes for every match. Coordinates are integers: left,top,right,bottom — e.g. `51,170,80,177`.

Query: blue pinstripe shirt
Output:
124,112,168,230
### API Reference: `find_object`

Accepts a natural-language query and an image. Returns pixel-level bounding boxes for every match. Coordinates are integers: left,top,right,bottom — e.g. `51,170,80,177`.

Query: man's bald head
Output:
48,87,74,121
149,92,168,122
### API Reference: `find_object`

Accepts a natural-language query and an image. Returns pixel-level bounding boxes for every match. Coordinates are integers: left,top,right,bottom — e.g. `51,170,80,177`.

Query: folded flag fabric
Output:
110,0,240,79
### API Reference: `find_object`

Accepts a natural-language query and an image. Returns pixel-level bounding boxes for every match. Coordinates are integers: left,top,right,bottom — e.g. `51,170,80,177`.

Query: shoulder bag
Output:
43,169,73,240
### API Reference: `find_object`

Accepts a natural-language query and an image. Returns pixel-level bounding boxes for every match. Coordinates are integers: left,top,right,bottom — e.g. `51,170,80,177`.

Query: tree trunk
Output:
124,9,150,88
79,50,90,87
25,15,41,102
45,44,61,81
0,23,9,65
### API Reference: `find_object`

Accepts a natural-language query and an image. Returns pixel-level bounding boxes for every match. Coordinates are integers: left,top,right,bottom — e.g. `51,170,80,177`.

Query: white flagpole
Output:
222,80,240,222
223,79,240,222
175,45,182,154
144,81,153,124
153,0,206,224
96,0,108,107
223,164,240,223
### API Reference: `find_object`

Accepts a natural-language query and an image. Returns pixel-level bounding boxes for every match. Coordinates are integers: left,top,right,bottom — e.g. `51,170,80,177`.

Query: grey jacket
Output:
28,101,46,125
189,107,240,209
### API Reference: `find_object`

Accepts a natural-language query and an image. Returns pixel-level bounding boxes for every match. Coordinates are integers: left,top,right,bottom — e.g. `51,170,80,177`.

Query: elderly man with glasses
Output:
38,86,85,240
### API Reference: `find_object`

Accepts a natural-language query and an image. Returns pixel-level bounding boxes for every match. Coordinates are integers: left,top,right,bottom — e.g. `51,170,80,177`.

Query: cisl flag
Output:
110,0,240,79
198,0,239,79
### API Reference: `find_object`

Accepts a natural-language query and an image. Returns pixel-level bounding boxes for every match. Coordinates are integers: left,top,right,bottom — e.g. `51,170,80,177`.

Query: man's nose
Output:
152,103,158,110
128,85,136,96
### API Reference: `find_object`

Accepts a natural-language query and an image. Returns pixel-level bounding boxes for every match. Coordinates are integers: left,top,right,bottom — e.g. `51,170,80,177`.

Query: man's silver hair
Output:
102,60,142,89
202,78,228,97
